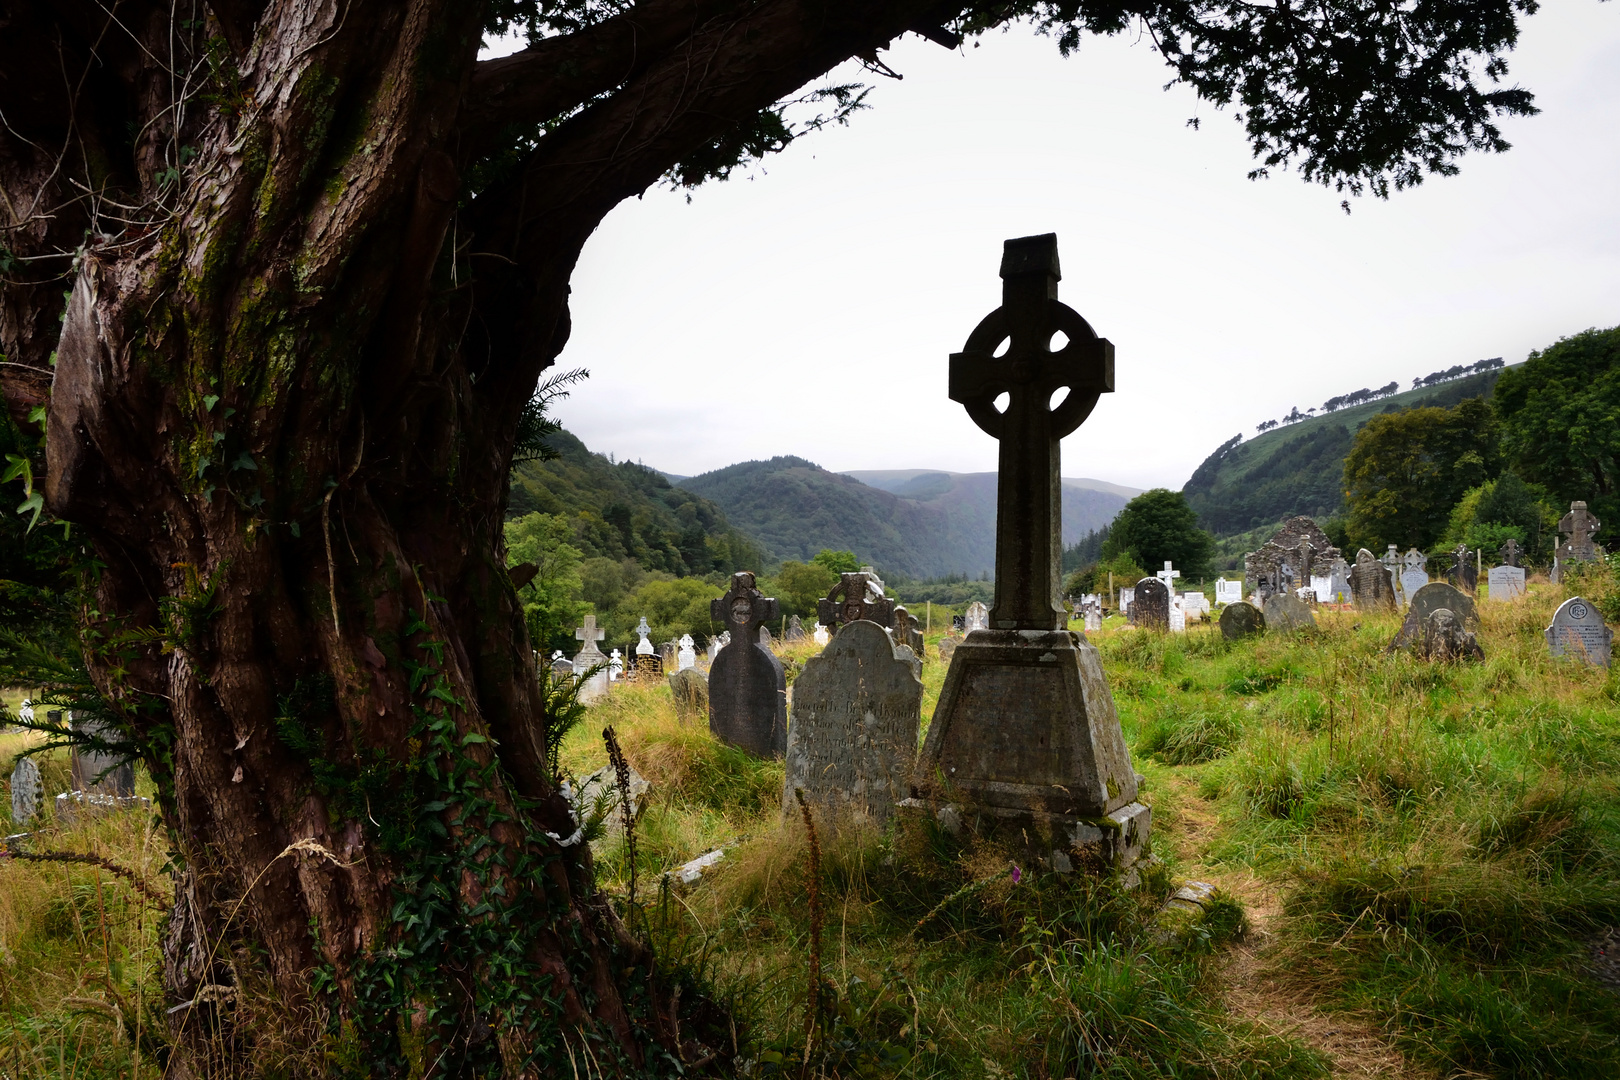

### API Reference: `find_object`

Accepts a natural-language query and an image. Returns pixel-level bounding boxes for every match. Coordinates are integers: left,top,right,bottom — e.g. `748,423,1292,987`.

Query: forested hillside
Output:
1184,368,1509,535
508,429,760,576
679,459,1134,578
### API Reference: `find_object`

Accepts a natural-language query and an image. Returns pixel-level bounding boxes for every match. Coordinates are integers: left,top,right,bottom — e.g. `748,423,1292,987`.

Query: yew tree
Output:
0,0,1542,1074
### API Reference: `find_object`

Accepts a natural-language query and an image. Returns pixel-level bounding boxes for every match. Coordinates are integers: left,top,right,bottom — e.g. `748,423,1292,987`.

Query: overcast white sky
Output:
487,6,1620,491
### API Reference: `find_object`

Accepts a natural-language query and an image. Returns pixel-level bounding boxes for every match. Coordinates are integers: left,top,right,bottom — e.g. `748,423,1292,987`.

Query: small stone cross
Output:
1499,538,1522,567
1560,501,1602,559
635,616,654,655
949,234,1113,630
575,615,605,648
1155,561,1181,595
712,572,779,647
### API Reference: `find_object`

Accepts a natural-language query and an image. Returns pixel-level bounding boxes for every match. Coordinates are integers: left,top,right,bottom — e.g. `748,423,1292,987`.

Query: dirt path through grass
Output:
1158,775,1432,1079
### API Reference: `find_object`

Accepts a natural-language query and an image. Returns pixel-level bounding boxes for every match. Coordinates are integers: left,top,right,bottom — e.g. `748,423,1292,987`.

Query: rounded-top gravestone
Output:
1262,592,1316,634
1131,578,1170,632
708,572,788,756
1394,582,1479,649
1545,596,1612,667
668,668,709,722
1219,601,1266,641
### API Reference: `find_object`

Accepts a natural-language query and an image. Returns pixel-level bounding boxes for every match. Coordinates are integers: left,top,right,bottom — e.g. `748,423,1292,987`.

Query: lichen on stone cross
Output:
712,572,779,647
948,233,1113,630
817,571,895,629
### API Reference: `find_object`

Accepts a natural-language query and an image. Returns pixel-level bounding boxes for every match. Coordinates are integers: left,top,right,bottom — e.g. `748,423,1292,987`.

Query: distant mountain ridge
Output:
677,457,1134,578
1182,366,1514,536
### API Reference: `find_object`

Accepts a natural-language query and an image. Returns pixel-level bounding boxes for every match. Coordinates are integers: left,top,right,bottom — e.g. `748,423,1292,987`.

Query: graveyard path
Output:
1155,776,1433,1079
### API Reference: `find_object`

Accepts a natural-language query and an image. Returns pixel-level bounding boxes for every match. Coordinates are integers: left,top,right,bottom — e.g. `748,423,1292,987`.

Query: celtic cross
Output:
949,234,1113,630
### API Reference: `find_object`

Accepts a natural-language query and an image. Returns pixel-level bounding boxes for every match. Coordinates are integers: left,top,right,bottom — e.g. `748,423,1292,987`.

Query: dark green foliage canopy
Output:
1494,325,1620,526
1343,398,1501,550
1103,489,1215,580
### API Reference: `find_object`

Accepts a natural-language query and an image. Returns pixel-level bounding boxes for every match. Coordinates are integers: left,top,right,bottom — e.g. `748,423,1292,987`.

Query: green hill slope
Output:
678,458,1133,577
1184,368,1510,536
507,430,760,576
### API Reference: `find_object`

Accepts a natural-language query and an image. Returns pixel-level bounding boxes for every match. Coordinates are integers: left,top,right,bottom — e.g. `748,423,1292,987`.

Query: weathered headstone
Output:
786,615,807,643
1349,548,1397,611
1214,577,1243,606
1450,543,1478,593
818,571,896,631
1181,592,1211,620
913,234,1148,873
893,605,925,656
1130,578,1170,632
1118,585,1135,614
572,763,650,842
1498,538,1523,567
784,620,922,824
1309,573,1333,603
1083,601,1102,633
1545,597,1612,667
677,634,697,671
668,668,709,721
937,634,962,662
1219,601,1266,640
1391,582,1478,650
1168,593,1187,633
708,572,788,755
1328,555,1352,604
1262,591,1316,634
963,601,990,633
1552,501,1605,582
658,640,677,670
1416,608,1485,662
11,755,43,825
1398,549,1430,607
69,712,135,797
635,617,655,656
573,615,610,702
1486,562,1526,602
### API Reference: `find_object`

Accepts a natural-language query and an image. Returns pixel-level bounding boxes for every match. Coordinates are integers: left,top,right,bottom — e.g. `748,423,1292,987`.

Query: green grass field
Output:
3,569,1617,1077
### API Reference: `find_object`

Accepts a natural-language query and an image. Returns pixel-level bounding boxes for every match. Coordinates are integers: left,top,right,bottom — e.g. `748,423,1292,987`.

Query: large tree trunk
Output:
0,0,940,1074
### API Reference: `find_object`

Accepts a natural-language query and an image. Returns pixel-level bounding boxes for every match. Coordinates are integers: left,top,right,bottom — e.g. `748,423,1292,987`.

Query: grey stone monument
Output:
1487,562,1526,602
1219,601,1266,641
11,755,43,825
1349,548,1397,611
1545,596,1612,667
1416,608,1485,662
937,634,962,662
892,605,925,657
1398,549,1430,607
1083,600,1102,633
668,668,709,722
1499,538,1523,567
70,712,135,797
1450,543,1478,593
963,601,989,632
786,615,806,643
817,571,895,631
708,572,788,755
783,620,922,824
912,234,1148,874
1130,577,1170,632
1262,591,1316,634
1391,582,1478,650
573,615,610,702
1551,501,1604,582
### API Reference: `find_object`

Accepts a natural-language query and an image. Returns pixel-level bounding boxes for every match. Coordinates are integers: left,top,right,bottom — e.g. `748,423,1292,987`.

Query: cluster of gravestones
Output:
682,236,1151,877
9,708,149,829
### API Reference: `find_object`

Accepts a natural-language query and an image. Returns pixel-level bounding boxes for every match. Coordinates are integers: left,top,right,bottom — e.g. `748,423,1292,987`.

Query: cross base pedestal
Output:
895,797,1152,880
909,629,1150,874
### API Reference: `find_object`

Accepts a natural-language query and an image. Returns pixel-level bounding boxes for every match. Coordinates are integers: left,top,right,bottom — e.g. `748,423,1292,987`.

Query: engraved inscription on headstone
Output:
783,620,922,824
1545,596,1612,667
1349,548,1396,611
708,572,789,755
1486,563,1526,602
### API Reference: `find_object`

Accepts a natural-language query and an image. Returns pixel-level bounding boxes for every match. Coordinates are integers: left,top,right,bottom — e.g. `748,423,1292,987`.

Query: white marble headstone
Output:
608,649,624,681
1118,586,1135,614
1169,594,1186,633
635,617,654,656
1214,578,1243,606
1486,564,1525,602
963,601,990,632
677,634,697,671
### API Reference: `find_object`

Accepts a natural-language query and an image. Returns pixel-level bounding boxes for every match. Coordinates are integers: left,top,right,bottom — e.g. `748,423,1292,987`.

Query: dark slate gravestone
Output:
1262,591,1316,634
708,572,788,755
1450,543,1478,593
1130,578,1169,632
71,712,135,797
1219,601,1266,641
912,234,1148,875
1349,548,1397,611
1391,581,1479,651
1545,596,1613,667
783,620,922,825
818,572,896,631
